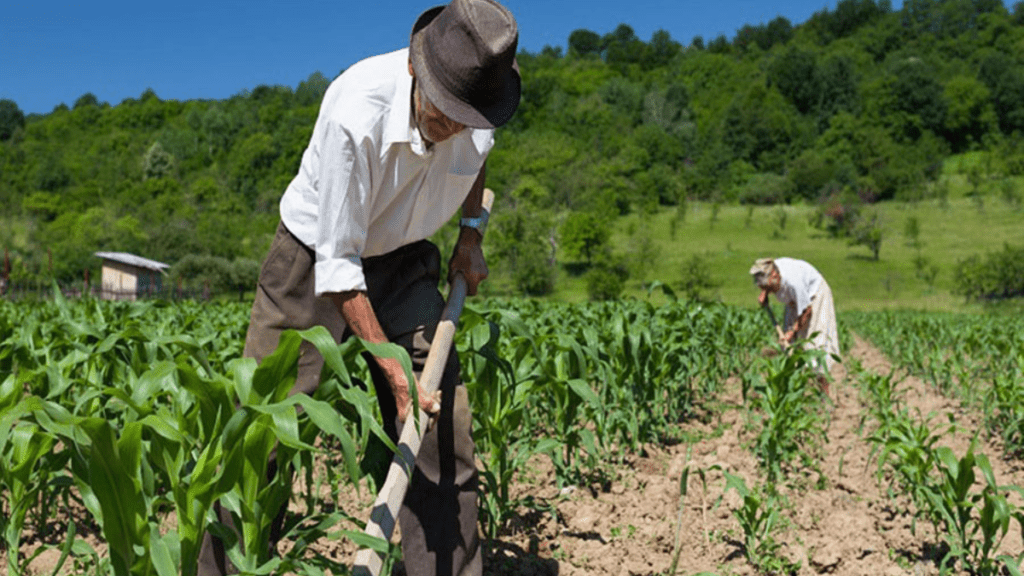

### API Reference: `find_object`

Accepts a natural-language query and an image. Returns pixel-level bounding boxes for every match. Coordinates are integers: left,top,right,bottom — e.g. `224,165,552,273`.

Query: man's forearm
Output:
461,163,486,219
328,290,440,420
328,290,406,383
450,164,489,293
329,291,387,344
794,306,812,333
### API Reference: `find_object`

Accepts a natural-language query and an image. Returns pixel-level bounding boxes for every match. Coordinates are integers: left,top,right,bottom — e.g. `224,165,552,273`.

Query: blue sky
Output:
4,0,900,116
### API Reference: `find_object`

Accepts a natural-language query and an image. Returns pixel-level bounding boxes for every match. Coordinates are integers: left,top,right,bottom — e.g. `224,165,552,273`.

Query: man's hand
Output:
380,359,441,423
448,226,488,295
757,289,769,307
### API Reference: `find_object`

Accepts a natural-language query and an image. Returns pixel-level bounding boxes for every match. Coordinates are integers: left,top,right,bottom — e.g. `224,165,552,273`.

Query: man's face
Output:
413,84,465,145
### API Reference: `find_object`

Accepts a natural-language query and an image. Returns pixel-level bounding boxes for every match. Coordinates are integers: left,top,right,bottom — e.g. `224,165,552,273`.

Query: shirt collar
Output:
382,59,432,156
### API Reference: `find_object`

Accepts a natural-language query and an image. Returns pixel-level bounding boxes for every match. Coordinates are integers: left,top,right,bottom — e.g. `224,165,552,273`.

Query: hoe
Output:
353,188,494,576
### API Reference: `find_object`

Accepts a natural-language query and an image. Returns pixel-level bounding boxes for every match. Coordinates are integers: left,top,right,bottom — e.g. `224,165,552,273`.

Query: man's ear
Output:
408,59,415,77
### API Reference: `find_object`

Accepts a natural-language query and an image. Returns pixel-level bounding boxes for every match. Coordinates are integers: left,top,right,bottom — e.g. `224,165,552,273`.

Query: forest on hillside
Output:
1,0,1023,296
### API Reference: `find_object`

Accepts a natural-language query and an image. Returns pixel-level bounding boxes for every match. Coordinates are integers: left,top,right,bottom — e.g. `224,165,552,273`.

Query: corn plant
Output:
856,369,905,437
923,446,1024,575
745,343,830,485
0,290,392,574
714,469,799,575
982,350,1024,457
0,408,73,575
868,409,952,525
458,308,557,538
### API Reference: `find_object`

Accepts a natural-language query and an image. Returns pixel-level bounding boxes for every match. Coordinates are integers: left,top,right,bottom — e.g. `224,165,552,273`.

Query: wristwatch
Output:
459,213,489,235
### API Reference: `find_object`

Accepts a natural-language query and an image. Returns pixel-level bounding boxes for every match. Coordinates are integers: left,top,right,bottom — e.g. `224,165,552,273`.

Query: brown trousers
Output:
197,222,481,576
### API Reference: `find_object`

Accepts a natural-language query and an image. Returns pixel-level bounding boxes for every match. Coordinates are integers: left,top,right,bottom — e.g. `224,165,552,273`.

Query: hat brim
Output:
409,4,521,129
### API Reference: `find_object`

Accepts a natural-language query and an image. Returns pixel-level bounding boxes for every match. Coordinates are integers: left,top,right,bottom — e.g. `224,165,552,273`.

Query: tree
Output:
228,132,279,206
787,148,853,200
942,75,996,151
143,141,175,180
733,17,793,52
764,16,795,49
808,0,892,42
645,29,682,69
769,47,819,114
626,222,661,287
708,34,731,54
0,99,25,141
815,55,859,122
568,29,603,57
888,57,947,138
720,83,803,172
295,72,330,107
490,177,557,296
678,253,721,302
169,254,233,293
73,93,99,109
229,258,260,300
849,211,884,260
978,52,1024,135
603,24,645,67
560,211,611,265
953,243,1024,300
586,254,630,301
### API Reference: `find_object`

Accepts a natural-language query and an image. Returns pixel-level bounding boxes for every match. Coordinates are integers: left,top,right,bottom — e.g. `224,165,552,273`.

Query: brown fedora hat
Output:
410,0,521,129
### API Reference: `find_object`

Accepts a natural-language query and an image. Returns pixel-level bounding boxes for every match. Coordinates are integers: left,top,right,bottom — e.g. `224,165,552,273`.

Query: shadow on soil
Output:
483,540,560,576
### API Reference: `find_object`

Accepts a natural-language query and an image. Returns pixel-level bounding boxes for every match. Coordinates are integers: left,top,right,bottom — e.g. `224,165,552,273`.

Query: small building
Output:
94,252,170,301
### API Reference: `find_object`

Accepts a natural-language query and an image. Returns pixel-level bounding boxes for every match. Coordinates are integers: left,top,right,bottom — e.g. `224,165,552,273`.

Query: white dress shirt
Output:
773,257,824,315
279,48,495,296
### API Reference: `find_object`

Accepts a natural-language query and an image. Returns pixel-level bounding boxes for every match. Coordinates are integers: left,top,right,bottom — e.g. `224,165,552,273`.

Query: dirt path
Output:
6,335,1023,576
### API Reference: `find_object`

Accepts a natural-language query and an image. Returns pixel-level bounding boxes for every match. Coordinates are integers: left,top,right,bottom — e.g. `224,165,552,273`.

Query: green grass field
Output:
536,169,1024,314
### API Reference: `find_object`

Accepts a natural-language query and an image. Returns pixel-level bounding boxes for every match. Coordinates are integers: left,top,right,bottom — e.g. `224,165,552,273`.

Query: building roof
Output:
94,252,170,272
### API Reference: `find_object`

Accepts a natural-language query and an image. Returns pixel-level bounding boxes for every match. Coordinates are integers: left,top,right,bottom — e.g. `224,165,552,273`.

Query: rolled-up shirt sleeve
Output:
314,120,373,295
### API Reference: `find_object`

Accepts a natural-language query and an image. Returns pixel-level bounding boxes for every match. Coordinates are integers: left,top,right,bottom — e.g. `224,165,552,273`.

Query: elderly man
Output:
198,1,520,575
750,257,840,393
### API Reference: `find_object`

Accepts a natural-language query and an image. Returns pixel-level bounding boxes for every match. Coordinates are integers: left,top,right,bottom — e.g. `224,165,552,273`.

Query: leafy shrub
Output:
809,188,861,237
512,241,556,296
848,211,884,260
560,211,611,265
786,148,853,201
586,257,630,301
678,253,722,303
953,244,1024,301
737,173,794,205
170,254,259,296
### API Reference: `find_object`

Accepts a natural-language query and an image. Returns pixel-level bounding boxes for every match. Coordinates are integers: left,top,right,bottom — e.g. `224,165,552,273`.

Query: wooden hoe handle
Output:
352,189,494,576
761,300,787,346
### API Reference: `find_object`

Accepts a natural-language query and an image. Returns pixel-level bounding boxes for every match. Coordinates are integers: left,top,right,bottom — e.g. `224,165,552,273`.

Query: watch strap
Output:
459,213,489,235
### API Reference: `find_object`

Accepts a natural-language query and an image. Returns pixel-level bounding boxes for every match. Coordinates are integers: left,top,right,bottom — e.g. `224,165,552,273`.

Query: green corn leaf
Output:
117,422,144,477
9,424,54,482
247,402,313,452
77,417,144,576
149,526,179,576
339,529,391,554
289,394,361,483
250,330,301,403
130,361,178,408
998,555,1023,576
299,326,351,383
567,379,601,409
47,520,77,576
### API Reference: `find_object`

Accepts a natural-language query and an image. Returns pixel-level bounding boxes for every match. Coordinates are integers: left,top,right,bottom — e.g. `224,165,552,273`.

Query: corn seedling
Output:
715,469,799,575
